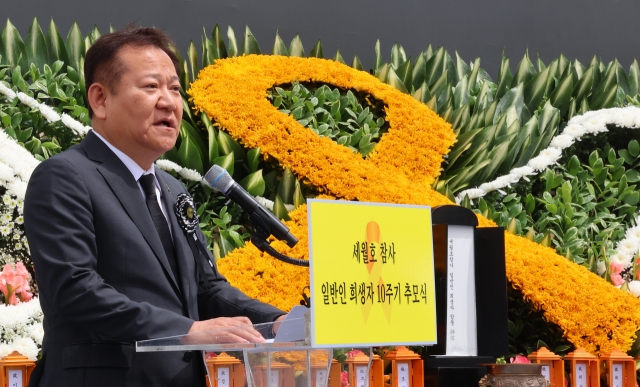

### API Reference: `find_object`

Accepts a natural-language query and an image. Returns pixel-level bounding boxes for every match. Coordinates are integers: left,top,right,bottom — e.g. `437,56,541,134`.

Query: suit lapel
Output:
80,131,183,297
156,172,196,317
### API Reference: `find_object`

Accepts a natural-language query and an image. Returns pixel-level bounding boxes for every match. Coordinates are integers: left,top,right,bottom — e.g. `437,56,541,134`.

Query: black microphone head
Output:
203,165,234,194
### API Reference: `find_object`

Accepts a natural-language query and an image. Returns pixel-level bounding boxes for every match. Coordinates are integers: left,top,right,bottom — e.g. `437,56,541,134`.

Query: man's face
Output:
99,45,182,164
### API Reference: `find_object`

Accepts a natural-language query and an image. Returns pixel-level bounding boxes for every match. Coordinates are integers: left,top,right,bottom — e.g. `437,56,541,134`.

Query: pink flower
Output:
340,371,349,387
345,350,365,358
18,287,33,303
509,355,531,364
611,273,625,286
0,262,33,305
15,262,30,278
0,264,18,304
610,261,625,275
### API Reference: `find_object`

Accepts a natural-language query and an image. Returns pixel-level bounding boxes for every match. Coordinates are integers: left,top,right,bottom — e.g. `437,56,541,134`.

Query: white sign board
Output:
575,362,587,387
540,365,550,381
612,363,623,387
396,362,410,387
445,225,477,356
217,367,230,387
315,369,328,387
356,365,368,387
8,368,23,387
269,370,279,387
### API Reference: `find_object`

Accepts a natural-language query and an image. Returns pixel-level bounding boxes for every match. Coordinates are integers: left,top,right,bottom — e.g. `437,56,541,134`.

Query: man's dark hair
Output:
84,26,182,117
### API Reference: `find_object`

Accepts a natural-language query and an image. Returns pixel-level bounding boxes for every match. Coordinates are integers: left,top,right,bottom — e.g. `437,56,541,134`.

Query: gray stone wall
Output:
4,0,640,77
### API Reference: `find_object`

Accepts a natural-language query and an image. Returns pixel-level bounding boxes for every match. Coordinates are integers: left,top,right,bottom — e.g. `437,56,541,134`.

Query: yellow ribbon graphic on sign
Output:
363,221,393,325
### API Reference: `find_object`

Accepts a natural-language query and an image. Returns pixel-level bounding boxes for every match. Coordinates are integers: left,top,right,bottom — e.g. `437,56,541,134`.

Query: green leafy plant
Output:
204,205,250,260
269,81,388,156
507,284,573,356
473,138,639,273
0,62,88,160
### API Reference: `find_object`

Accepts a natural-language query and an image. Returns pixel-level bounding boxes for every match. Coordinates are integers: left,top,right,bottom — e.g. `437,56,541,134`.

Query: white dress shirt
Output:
91,129,173,235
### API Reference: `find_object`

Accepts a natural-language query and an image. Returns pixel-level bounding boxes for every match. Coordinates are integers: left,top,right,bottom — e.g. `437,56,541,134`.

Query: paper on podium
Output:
273,305,308,343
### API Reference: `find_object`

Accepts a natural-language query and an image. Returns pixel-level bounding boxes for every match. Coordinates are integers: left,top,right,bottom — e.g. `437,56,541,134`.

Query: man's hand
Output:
186,316,265,344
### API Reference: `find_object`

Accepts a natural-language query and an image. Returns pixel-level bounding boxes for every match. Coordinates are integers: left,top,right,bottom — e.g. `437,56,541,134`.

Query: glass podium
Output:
136,313,374,387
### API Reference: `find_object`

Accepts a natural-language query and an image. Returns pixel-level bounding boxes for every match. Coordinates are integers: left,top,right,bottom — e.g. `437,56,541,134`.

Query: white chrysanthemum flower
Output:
527,156,553,172
528,156,553,172
629,281,640,298
2,195,10,204
255,196,274,210
582,115,609,134
14,243,22,250
9,199,16,208
11,336,39,361
625,225,640,241
616,239,639,258
491,175,516,189
61,113,88,135
38,103,61,122
562,123,586,139
539,147,563,161
255,196,295,212
479,176,512,193
527,147,562,172
7,180,28,200
610,251,633,268
25,297,42,315
0,162,14,183
613,108,639,129
456,188,486,202
549,135,575,150
629,108,640,127
0,343,12,359
178,168,202,181
509,166,535,180
597,260,606,275
0,226,10,236
16,92,40,109
0,82,17,100
2,213,11,223
28,322,44,345
478,181,497,192
15,216,23,225
155,159,182,173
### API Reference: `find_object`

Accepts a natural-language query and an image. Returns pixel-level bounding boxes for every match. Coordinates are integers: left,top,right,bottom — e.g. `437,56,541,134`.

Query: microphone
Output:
203,165,298,248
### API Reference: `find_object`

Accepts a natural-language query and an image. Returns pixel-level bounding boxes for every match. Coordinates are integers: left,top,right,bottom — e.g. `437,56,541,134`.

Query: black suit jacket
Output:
24,131,283,387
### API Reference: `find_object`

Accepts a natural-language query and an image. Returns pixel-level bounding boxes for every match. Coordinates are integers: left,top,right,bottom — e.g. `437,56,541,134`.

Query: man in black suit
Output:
24,27,285,387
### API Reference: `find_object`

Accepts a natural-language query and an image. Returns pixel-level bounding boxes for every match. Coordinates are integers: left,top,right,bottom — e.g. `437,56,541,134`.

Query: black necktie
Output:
139,174,180,283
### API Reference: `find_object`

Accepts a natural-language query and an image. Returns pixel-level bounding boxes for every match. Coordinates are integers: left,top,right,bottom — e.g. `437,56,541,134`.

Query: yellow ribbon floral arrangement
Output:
189,55,640,354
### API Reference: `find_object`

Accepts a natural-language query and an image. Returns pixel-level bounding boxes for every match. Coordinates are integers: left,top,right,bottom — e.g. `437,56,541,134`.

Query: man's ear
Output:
87,83,108,120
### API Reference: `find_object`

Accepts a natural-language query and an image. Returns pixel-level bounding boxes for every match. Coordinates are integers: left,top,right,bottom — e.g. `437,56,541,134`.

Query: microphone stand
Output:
250,229,309,267
246,209,311,307
247,207,309,267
